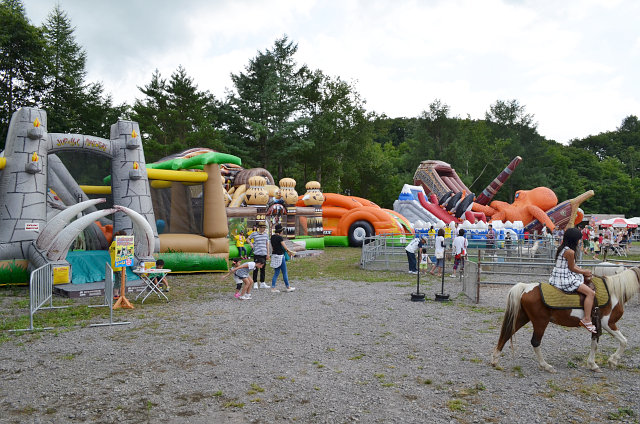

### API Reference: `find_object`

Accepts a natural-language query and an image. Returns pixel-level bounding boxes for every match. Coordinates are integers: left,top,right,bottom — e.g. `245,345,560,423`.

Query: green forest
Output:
1,0,639,215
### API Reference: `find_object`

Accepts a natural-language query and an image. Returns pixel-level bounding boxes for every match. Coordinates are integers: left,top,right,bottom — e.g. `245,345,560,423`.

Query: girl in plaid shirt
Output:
548,228,596,333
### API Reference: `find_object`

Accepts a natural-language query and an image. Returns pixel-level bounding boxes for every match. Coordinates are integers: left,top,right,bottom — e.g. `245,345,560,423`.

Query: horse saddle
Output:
539,277,610,310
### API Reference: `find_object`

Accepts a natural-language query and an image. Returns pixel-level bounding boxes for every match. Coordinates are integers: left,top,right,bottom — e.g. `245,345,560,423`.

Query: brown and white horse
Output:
491,267,640,373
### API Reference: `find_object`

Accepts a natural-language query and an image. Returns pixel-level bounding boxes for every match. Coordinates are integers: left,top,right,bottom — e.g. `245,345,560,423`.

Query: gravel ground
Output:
1,271,640,423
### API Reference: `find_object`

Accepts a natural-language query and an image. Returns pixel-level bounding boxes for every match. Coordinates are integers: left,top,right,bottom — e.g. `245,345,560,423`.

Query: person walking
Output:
248,224,270,289
428,229,446,276
451,229,468,277
270,224,296,293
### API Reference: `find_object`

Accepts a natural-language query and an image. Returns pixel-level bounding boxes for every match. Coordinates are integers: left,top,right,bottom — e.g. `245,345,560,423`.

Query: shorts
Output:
436,258,444,268
419,262,429,269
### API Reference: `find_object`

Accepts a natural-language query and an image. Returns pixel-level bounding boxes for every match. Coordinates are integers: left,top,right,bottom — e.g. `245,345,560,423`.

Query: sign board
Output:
114,235,135,268
25,223,39,231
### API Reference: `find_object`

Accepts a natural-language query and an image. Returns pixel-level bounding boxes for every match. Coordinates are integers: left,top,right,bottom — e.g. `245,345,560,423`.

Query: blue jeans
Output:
406,251,417,272
271,258,290,288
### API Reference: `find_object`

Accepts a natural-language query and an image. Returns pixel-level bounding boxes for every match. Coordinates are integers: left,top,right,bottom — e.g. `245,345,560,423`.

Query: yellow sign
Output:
114,235,135,268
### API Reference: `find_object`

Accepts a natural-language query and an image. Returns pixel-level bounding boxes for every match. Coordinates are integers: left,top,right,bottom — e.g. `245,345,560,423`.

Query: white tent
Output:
628,217,640,225
600,217,637,228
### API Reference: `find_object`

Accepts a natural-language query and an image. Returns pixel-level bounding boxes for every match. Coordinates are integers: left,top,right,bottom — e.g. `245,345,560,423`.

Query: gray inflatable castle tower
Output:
0,107,158,283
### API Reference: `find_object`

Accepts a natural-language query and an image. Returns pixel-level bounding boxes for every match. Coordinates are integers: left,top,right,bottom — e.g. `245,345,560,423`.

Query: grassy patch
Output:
447,399,466,412
608,407,635,420
223,401,244,409
247,383,265,395
512,366,525,378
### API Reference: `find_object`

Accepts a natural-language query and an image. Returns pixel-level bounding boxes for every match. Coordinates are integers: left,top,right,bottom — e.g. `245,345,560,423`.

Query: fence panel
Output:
11,264,68,331
361,234,411,272
462,261,479,303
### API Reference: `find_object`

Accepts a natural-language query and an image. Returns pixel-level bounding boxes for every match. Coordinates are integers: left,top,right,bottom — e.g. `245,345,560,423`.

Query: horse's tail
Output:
494,283,529,358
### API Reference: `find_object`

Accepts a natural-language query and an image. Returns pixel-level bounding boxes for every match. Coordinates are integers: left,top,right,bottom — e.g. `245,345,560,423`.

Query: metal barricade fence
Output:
361,234,426,271
11,264,68,332
12,263,129,331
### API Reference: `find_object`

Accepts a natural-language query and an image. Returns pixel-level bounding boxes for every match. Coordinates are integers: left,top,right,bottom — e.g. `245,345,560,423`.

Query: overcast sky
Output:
22,0,640,143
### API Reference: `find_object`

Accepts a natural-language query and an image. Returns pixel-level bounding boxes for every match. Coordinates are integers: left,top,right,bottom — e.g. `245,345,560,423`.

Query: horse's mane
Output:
604,267,640,304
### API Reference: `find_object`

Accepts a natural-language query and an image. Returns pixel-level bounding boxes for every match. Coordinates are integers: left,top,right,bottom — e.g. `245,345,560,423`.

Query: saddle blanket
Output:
539,276,610,309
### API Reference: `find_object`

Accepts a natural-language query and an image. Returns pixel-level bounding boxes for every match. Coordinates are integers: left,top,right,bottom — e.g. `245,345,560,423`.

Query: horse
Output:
491,267,640,373
593,261,625,277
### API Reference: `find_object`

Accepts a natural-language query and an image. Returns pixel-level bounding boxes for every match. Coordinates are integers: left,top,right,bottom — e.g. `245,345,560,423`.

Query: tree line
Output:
1,0,639,216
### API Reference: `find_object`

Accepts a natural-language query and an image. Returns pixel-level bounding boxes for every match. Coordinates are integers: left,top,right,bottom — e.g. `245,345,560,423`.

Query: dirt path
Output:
1,275,639,423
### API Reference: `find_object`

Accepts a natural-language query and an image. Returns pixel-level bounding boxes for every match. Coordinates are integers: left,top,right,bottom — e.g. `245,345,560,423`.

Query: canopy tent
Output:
600,218,637,228
628,217,640,226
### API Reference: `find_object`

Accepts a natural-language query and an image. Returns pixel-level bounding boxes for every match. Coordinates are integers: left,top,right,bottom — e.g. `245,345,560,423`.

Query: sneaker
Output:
234,292,241,298
450,274,456,277
408,271,418,274
240,294,251,300
285,287,296,292
271,288,280,293
253,282,258,289
259,283,269,289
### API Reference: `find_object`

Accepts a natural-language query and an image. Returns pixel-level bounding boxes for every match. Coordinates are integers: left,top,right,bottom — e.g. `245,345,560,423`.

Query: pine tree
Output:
40,4,87,133
226,36,309,178
0,0,46,146
131,67,223,162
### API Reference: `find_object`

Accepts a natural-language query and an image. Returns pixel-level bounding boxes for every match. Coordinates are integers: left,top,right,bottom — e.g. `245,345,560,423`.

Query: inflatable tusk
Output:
46,209,117,261
36,198,107,250
113,205,156,258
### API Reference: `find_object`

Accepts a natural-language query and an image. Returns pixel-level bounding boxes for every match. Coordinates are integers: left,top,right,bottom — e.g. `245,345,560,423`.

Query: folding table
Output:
133,268,171,303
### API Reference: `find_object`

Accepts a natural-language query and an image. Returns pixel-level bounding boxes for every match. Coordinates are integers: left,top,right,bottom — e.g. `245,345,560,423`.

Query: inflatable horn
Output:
475,156,522,205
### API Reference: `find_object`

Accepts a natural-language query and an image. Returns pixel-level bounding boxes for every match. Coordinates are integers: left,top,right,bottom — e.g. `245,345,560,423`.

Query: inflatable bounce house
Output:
0,107,159,285
395,155,593,241
0,108,245,285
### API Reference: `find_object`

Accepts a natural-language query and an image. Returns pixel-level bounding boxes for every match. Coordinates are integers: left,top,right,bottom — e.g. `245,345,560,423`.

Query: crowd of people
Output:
403,221,636,278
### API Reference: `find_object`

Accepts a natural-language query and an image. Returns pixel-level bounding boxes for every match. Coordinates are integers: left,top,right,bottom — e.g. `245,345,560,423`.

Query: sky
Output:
22,0,640,143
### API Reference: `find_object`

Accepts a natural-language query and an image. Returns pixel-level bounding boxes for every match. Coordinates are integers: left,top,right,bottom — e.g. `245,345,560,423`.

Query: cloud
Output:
21,0,640,143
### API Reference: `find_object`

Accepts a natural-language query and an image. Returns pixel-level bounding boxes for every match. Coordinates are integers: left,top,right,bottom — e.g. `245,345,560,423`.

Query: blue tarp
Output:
66,250,140,284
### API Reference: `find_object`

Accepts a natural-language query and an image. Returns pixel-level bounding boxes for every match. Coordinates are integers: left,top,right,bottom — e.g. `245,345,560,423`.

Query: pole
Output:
411,251,425,301
113,268,134,309
435,243,450,301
